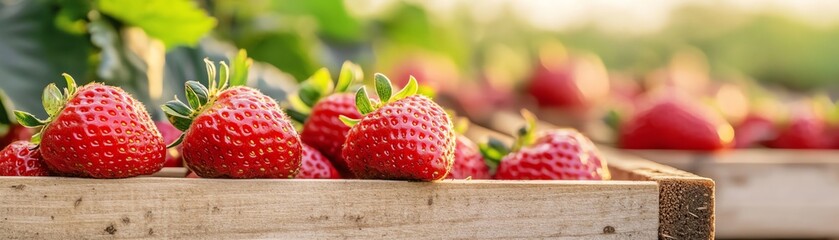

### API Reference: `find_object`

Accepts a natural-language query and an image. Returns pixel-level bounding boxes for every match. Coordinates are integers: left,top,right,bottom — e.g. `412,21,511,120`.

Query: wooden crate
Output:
629,149,839,239
486,111,839,239
0,127,713,239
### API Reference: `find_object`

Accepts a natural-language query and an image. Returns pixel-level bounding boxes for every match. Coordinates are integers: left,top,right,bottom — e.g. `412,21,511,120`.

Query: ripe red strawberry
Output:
14,74,166,178
0,141,50,176
341,73,456,181
619,95,734,150
527,44,609,111
1,125,33,149
164,59,302,178
300,94,359,177
446,119,490,179
487,111,610,180
448,136,490,179
286,62,364,178
298,143,340,179
765,114,830,149
155,121,183,167
733,113,775,148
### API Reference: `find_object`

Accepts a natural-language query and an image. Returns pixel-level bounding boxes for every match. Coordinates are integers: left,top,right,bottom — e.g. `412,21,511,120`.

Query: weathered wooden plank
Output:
146,167,189,178
475,112,715,240
631,149,839,239
0,178,658,239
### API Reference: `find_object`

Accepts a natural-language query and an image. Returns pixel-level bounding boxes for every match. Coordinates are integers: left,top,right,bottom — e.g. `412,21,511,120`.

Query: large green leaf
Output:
98,0,216,49
274,0,364,43
0,0,90,118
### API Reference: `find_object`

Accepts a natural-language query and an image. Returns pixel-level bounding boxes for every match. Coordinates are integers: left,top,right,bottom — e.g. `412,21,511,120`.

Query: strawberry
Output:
155,121,183,167
285,62,363,177
447,119,490,179
0,141,50,176
340,73,456,181
0,89,34,149
163,58,302,179
765,114,829,149
733,113,775,148
448,136,490,179
527,43,609,111
618,95,734,150
14,74,166,178
298,143,340,179
485,110,610,180
0,125,33,149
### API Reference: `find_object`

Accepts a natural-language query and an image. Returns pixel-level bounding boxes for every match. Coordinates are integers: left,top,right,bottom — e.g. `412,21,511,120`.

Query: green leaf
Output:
167,115,193,132
339,115,360,127
166,133,185,148
298,87,322,109
354,87,374,115
392,76,418,101
30,131,42,145
0,89,15,125
285,108,308,124
204,58,217,93
61,73,77,96
218,61,230,90
513,109,538,152
163,98,193,117
417,85,437,98
287,94,312,114
374,73,393,103
479,138,511,171
0,0,89,118
185,84,202,110
336,61,361,93
274,0,365,42
185,81,209,106
98,0,216,49
229,49,251,87
14,111,44,128
308,68,334,96
42,84,64,117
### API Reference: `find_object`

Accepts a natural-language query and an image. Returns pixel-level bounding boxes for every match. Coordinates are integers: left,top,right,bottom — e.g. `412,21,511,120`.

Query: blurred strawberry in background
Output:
618,92,734,150
526,42,610,114
0,91,33,149
389,53,459,95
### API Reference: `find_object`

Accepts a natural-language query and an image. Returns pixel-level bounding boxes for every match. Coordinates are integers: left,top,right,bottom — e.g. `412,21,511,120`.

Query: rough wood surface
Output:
147,167,189,178
631,149,839,239
477,112,716,240
0,177,658,239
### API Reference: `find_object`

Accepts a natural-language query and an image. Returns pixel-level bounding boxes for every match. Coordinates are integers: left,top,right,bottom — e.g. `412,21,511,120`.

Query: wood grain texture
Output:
0,177,658,239
476,112,715,240
147,167,189,178
631,149,839,239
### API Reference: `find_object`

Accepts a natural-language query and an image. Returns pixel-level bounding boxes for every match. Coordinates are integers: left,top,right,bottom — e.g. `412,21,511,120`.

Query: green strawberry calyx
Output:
286,61,363,124
13,73,80,145
478,109,539,172
339,73,419,127
161,50,252,148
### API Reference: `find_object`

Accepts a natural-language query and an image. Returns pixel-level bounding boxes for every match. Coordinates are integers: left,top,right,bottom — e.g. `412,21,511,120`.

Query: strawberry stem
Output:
14,73,79,144
479,137,511,173
512,109,538,152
